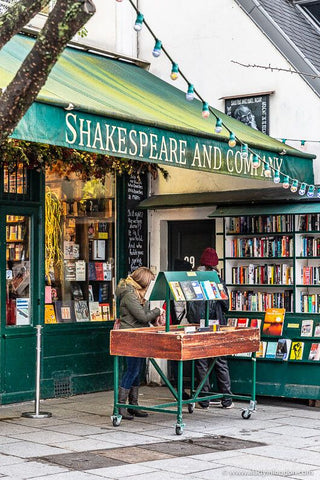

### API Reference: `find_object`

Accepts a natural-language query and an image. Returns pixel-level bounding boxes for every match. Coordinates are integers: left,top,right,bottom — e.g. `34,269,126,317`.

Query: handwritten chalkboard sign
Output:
127,175,147,274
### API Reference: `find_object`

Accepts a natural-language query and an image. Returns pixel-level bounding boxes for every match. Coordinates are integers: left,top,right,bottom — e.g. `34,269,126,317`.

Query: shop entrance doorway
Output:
168,219,215,270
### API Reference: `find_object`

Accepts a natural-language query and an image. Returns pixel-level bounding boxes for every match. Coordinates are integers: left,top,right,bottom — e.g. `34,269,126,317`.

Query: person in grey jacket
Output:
187,248,233,409
115,266,163,420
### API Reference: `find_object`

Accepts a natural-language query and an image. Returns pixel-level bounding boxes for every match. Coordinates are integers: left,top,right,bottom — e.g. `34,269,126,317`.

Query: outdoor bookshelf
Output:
211,205,320,400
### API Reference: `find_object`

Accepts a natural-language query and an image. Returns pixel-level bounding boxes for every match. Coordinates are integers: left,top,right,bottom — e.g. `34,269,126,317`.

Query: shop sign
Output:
12,102,314,184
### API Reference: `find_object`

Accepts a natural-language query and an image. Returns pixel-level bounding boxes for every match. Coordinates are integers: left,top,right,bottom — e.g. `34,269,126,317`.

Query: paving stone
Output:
37,451,127,470
93,446,175,463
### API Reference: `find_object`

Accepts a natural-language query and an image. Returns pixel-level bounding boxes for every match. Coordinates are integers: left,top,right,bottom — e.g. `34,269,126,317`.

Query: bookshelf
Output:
211,208,320,400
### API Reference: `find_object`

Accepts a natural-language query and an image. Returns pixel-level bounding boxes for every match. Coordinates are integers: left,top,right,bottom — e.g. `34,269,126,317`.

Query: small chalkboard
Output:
126,175,147,274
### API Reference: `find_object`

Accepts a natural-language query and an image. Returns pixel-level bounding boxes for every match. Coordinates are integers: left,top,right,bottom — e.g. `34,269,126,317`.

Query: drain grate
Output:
53,374,72,397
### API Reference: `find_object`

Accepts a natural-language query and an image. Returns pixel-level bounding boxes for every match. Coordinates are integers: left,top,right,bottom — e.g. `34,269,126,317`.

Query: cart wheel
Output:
241,410,251,420
112,415,121,427
175,424,183,435
188,403,195,414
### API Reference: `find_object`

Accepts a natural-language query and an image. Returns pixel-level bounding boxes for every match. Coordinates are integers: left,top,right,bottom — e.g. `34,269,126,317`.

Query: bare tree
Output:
0,0,96,143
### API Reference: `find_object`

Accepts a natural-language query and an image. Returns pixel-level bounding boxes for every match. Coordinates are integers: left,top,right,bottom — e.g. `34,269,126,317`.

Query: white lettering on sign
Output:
65,113,285,180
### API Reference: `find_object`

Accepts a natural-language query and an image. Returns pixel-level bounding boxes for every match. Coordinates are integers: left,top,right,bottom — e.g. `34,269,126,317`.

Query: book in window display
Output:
75,260,86,281
70,282,84,300
55,301,76,323
89,301,103,321
74,300,90,322
45,304,57,324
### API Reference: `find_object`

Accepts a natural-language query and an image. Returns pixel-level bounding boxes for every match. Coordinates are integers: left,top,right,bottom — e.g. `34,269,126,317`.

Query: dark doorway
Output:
168,220,215,270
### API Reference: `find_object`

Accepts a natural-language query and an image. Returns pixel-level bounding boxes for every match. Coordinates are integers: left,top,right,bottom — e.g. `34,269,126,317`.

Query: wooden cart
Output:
110,271,260,435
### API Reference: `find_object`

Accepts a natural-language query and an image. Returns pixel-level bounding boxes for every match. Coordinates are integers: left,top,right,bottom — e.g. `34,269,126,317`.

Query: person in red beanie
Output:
187,247,233,409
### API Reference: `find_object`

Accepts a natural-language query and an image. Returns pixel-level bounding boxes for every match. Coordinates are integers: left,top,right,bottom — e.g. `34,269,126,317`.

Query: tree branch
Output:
0,0,51,50
0,0,96,143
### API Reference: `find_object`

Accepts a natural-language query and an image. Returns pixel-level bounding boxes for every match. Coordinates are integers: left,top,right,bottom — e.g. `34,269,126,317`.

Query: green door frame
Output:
0,204,43,403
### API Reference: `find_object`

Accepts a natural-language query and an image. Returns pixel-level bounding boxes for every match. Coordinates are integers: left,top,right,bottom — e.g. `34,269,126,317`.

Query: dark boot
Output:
118,387,134,420
128,386,148,417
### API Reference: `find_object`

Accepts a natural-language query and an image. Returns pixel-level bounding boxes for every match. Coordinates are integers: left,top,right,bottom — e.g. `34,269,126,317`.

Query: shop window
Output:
3,164,28,195
45,172,115,324
6,215,31,326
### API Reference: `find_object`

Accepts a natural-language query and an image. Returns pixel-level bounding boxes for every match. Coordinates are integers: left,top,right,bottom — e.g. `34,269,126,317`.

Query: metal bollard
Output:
22,325,52,419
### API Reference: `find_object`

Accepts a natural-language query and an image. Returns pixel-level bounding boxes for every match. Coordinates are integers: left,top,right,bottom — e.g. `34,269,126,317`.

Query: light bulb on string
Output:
307,185,315,197
290,179,299,193
215,118,222,133
152,39,162,57
282,176,290,189
202,102,210,119
170,63,179,80
299,183,306,196
264,163,271,178
186,84,194,101
134,13,144,31
241,144,248,159
273,170,280,183
228,132,236,148
252,154,259,169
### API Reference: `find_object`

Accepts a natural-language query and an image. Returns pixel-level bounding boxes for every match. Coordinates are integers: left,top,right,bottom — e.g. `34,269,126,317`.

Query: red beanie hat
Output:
200,247,219,267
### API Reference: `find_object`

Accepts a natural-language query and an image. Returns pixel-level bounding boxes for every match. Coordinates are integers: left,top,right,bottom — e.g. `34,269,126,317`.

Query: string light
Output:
273,170,280,184
228,132,236,148
252,154,259,169
121,0,310,197
215,118,222,133
299,183,306,196
186,84,194,101
152,39,162,57
170,63,179,80
307,185,315,197
282,176,290,188
264,163,271,178
290,179,299,193
202,102,210,119
134,12,144,31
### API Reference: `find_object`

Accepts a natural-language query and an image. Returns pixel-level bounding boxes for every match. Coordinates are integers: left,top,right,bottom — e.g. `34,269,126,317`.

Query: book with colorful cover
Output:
289,341,304,360
210,282,221,299
227,318,238,327
190,281,205,300
54,301,75,323
169,281,185,301
217,283,228,300
265,341,278,359
74,300,90,322
237,318,249,328
200,280,215,300
314,322,320,337
250,318,262,329
44,304,57,324
89,301,103,321
275,338,291,361
95,262,104,281
179,281,198,301
100,303,111,321
308,343,320,361
301,319,314,337
262,308,285,336
256,341,267,358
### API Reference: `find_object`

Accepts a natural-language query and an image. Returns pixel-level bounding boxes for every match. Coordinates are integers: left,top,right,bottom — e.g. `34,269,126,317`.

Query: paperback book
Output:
169,281,185,301
180,281,198,301
89,301,103,321
200,280,215,300
190,281,205,300
265,341,278,359
289,341,304,360
256,341,267,358
74,300,90,322
275,338,291,361
217,283,228,300
314,322,320,337
227,318,238,327
308,343,320,361
210,282,222,299
54,301,76,323
301,319,313,337
237,318,249,328
262,308,285,336
44,304,57,324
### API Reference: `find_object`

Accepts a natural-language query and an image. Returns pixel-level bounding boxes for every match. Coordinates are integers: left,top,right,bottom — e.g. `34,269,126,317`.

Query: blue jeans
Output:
121,357,145,390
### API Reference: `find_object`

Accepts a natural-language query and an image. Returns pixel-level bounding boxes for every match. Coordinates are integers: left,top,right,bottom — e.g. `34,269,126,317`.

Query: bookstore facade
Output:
0,34,318,404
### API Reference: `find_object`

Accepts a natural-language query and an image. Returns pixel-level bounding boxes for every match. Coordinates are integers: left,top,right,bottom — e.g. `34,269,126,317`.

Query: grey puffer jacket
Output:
116,279,160,329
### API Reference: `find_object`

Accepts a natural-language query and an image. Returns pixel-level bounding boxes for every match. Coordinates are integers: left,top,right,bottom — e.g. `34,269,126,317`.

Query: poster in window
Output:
225,94,269,134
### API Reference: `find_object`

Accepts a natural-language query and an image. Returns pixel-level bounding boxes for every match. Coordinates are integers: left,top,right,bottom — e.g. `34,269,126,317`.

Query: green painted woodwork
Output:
211,203,320,217
0,35,314,183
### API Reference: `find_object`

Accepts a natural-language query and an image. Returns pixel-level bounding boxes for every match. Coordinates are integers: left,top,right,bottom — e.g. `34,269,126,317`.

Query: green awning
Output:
210,203,320,217
0,34,315,183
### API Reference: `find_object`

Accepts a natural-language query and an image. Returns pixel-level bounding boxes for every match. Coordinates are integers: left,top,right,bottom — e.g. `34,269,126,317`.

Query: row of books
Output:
88,262,112,281
300,293,320,313
299,236,320,257
229,236,293,258
63,260,112,282
6,243,26,262
6,224,25,241
227,215,294,234
256,340,320,361
45,282,110,304
298,214,320,232
45,300,111,323
300,266,320,285
229,290,293,312
169,280,228,302
231,264,292,286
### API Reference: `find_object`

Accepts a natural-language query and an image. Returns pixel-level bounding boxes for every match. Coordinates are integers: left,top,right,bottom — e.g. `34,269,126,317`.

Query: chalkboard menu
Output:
127,175,148,274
